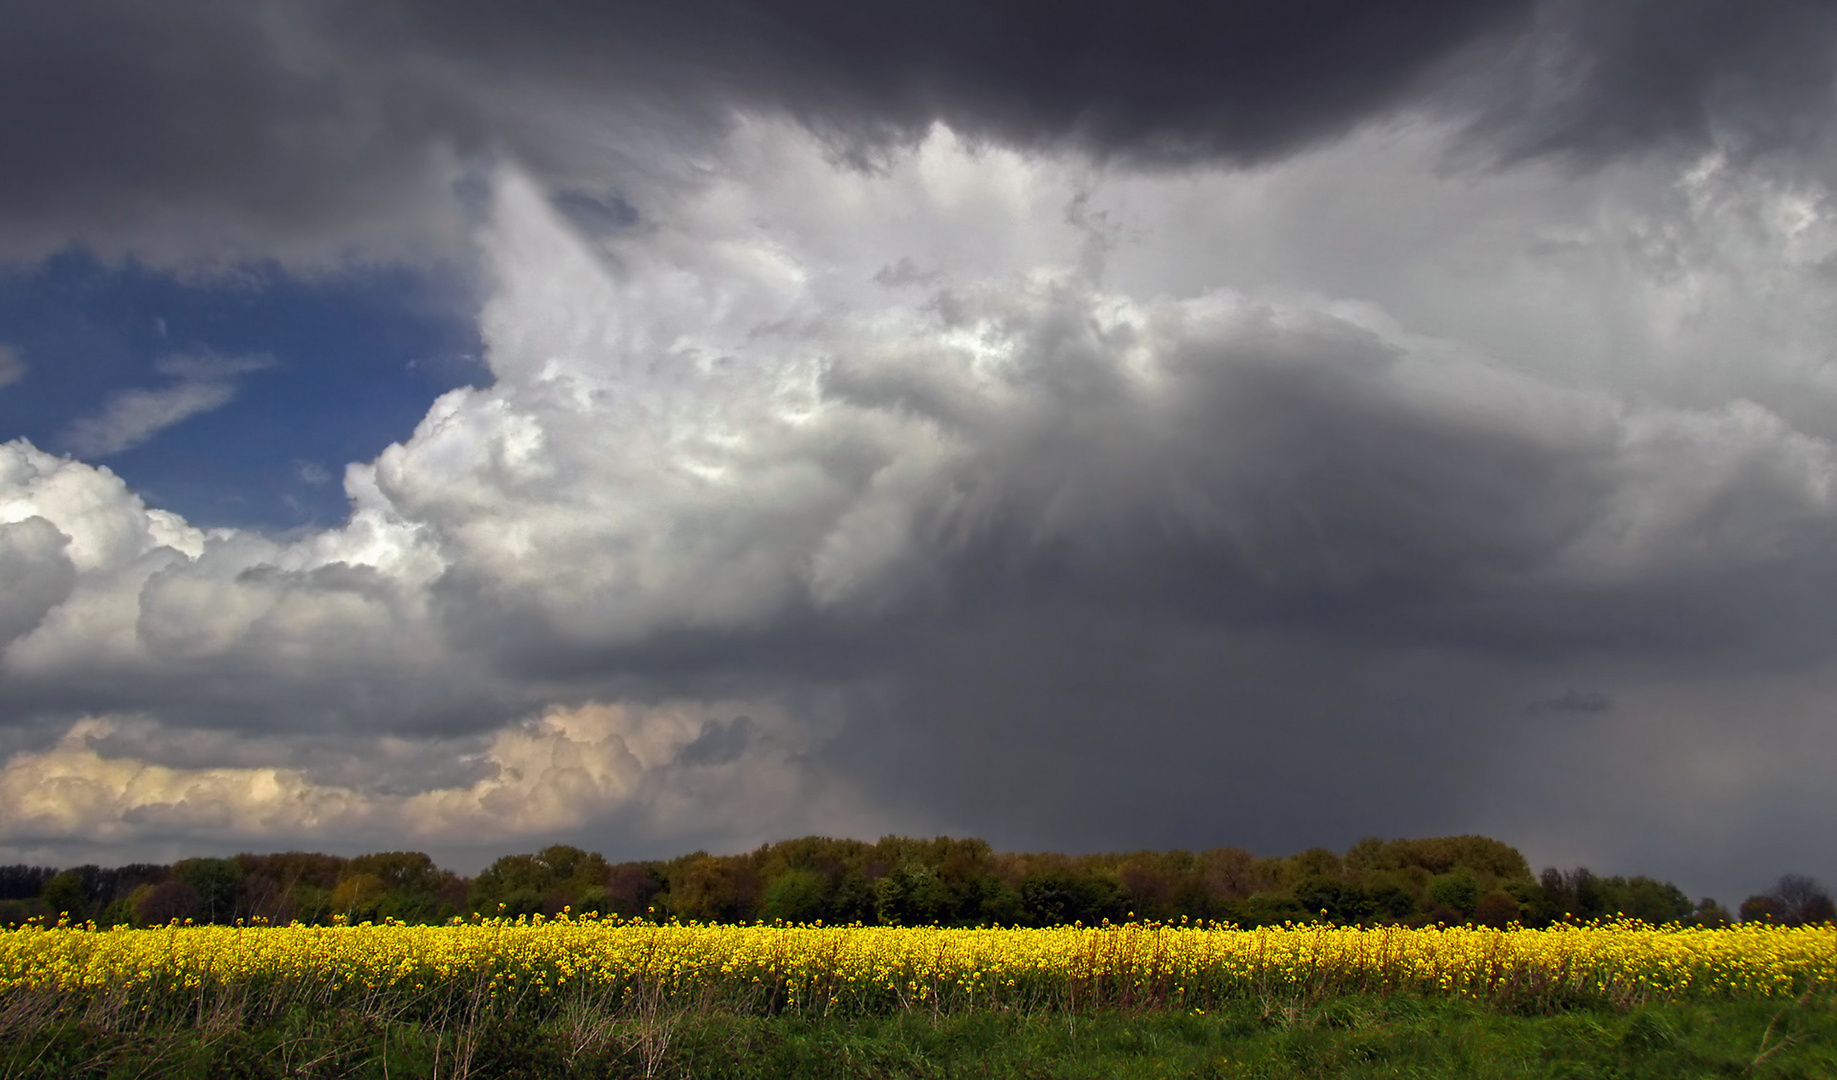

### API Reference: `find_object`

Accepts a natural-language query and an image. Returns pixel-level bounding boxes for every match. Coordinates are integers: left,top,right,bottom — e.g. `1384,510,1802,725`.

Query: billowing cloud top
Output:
1,4,1835,898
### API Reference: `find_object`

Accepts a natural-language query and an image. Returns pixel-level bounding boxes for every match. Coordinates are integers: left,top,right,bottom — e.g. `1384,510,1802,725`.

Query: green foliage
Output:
1291,846,1344,879
1613,876,1694,925
1471,890,1521,928
1228,892,1308,927
1367,879,1420,920
1014,865,1128,926
10,833,1739,933
1749,874,1837,927
1534,868,1698,926
236,852,347,923
1384,835,1533,880
1684,897,1733,928
95,898,135,929
1292,876,1374,922
342,851,458,922
762,868,829,923
173,858,242,924
660,853,763,922
1427,869,1482,917
602,862,665,916
331,873,388,919
345,851,445,895
40,870,86,920
827,870,877,924
874,862,955,925
470,855,548,917
468,845,615,918
289,883,335,924
133,879,200,925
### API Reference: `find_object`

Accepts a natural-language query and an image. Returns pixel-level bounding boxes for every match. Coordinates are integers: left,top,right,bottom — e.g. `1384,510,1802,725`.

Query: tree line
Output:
1,834,1829,931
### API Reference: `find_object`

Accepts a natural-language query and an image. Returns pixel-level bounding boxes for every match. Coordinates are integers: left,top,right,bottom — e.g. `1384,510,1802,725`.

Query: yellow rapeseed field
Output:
3,916,1833,1019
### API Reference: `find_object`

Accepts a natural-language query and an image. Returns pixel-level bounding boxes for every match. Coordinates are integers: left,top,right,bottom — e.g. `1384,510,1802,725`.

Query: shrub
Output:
1427,871,1480,917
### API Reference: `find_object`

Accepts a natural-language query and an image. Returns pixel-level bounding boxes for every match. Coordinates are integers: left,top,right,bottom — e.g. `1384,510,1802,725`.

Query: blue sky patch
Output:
0,252,484,530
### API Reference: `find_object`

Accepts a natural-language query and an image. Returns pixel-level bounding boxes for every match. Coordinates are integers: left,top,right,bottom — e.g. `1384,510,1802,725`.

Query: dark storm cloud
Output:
1526,689,1612,714
1469,0,1837,163
381,0,1536,163
823,614,1519,859
0,1,476,262
6,1,1830,263
833,294,1837,671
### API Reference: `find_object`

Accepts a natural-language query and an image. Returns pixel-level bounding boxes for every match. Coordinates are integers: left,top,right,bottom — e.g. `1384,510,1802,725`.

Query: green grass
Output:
5,994,1833,1079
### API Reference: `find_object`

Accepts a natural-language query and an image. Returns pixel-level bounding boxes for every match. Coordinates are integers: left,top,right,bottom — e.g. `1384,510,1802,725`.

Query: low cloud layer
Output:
3,113,1837,898
0,701,854,855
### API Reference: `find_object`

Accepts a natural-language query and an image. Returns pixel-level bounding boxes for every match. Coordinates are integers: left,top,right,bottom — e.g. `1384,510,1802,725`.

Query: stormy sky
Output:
2,0,1836,904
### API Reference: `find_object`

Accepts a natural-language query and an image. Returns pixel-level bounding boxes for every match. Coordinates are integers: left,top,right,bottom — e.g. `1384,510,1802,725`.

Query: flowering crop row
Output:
3,917,1832,1018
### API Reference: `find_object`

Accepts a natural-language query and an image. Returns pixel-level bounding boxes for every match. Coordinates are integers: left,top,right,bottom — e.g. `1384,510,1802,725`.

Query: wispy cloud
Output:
154,351,276,382
0,344,23,390
60,350,274,458
293,460,332,486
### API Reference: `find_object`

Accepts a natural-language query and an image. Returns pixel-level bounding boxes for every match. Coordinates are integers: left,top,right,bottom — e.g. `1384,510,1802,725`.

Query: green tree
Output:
345,851,458,921
1016,868,1125,926
827,869,877,924
1610,876,1693,924
965,873,1023,925
346,851,446,895
1360,873,1419,921
659,853,759,922
1740,894,1787,923
1427,870,1480,917
290,882,335,924
1290,848,1344,881
470,854,549,917
1756,875,1835,926
1017,869,1085,926
98,897,137,928
235,852,347,924
1343,837,1395,876
1386,836,1531,880
1685,898,1732,928
331,873,388,920
874,863,954,926
174,859,243,924
1473,890,1523,928
40,871,86,920
134,879,201,925
1292,876,1379,923
602,863,664,916
761,868,829,923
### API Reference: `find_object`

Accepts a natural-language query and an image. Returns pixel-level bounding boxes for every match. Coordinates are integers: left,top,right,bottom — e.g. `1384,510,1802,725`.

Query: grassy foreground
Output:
4,994,1834,1078
3,917,1833,1077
